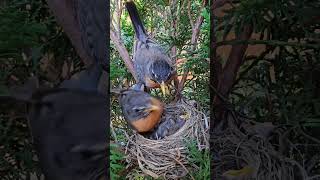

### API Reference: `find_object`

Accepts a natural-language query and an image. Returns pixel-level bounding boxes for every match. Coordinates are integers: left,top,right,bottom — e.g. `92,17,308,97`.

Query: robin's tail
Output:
125,1,148,43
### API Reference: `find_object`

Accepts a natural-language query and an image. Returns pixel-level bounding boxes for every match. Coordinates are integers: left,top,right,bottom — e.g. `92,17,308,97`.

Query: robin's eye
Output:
133,107,143,112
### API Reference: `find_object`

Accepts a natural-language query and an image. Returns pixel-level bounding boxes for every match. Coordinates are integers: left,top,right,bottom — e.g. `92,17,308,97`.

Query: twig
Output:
175,0,208,100
110,29,137,80
212,0,231,10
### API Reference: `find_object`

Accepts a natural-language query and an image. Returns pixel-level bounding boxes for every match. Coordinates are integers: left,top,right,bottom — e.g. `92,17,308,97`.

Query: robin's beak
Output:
160,81,169,96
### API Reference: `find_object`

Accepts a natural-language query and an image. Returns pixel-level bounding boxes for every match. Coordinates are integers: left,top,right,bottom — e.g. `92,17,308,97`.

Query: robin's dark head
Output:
149,60,173,83
119,90,163,122
149,60,174,95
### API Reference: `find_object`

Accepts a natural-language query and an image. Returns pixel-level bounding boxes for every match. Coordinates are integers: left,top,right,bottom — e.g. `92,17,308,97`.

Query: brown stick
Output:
175,0,208,101
174,70,189,102
110,29,137,81
212,0,230,10
213,25,253,129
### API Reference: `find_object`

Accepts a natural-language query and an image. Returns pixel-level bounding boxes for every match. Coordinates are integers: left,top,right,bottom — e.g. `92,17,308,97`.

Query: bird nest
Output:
123,99,209,179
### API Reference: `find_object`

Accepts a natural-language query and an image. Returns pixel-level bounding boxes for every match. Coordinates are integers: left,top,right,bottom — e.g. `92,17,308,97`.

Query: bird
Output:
27,88,108,180
125,0,175,96
119,88,164,133
149,116,185,140
2,0,109,179
59,0,108,92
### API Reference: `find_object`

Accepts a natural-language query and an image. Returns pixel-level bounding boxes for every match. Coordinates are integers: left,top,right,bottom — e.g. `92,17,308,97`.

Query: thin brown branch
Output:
174,70,189,102
116,0,123,38
176,0,208,100
110,0,138,81
191,0,208,48
213,25,253,129
212,0,231,10
187,0,194,30
110,29,137,80
170,0,180,92
218,25,253,98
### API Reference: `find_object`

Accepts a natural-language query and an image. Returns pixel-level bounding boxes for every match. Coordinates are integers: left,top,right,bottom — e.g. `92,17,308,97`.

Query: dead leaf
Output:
222,166,255,180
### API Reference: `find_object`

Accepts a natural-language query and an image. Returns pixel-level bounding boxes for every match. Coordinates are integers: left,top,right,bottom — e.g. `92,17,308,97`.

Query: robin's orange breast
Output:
130,100,163,133
145,77,160,88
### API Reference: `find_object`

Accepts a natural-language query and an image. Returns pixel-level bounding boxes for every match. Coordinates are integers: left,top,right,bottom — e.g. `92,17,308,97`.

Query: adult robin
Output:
27,88,108,180
125,1,175,96
119,88,164,133
2,0,109,179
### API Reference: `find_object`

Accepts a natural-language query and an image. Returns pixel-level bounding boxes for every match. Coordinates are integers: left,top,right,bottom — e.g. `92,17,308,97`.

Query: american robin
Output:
119,89,164,133
27,89,108,180
2,79,108,180
125,1,175,96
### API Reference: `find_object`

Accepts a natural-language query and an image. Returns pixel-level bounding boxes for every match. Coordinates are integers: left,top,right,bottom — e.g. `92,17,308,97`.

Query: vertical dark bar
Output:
0,0,110,179
209,0,215,179
106,0,111,179
210,1,320,180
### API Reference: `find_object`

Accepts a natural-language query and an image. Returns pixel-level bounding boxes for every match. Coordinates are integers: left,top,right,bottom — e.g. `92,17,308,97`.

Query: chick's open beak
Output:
160,81,169,96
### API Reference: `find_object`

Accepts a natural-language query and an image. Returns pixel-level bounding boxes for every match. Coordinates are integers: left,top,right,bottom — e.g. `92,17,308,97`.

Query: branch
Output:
115,0,123,38
174,70,189,102
191,0,208,47
187,0,195,30
212,0,231,10
175,0,208,100
213,25,253,129
110,0,137,81
170,0,179,91
110,29,137,80
215,25,253,100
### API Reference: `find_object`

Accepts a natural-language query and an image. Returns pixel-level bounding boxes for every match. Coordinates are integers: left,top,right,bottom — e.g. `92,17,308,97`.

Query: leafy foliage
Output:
110,0,209,178
0,0,80,178
214,0,320,178
110,143,126,180
186,140,210,180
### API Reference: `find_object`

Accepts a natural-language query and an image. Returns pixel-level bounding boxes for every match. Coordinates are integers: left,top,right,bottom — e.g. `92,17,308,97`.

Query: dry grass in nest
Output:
123,99,209,179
